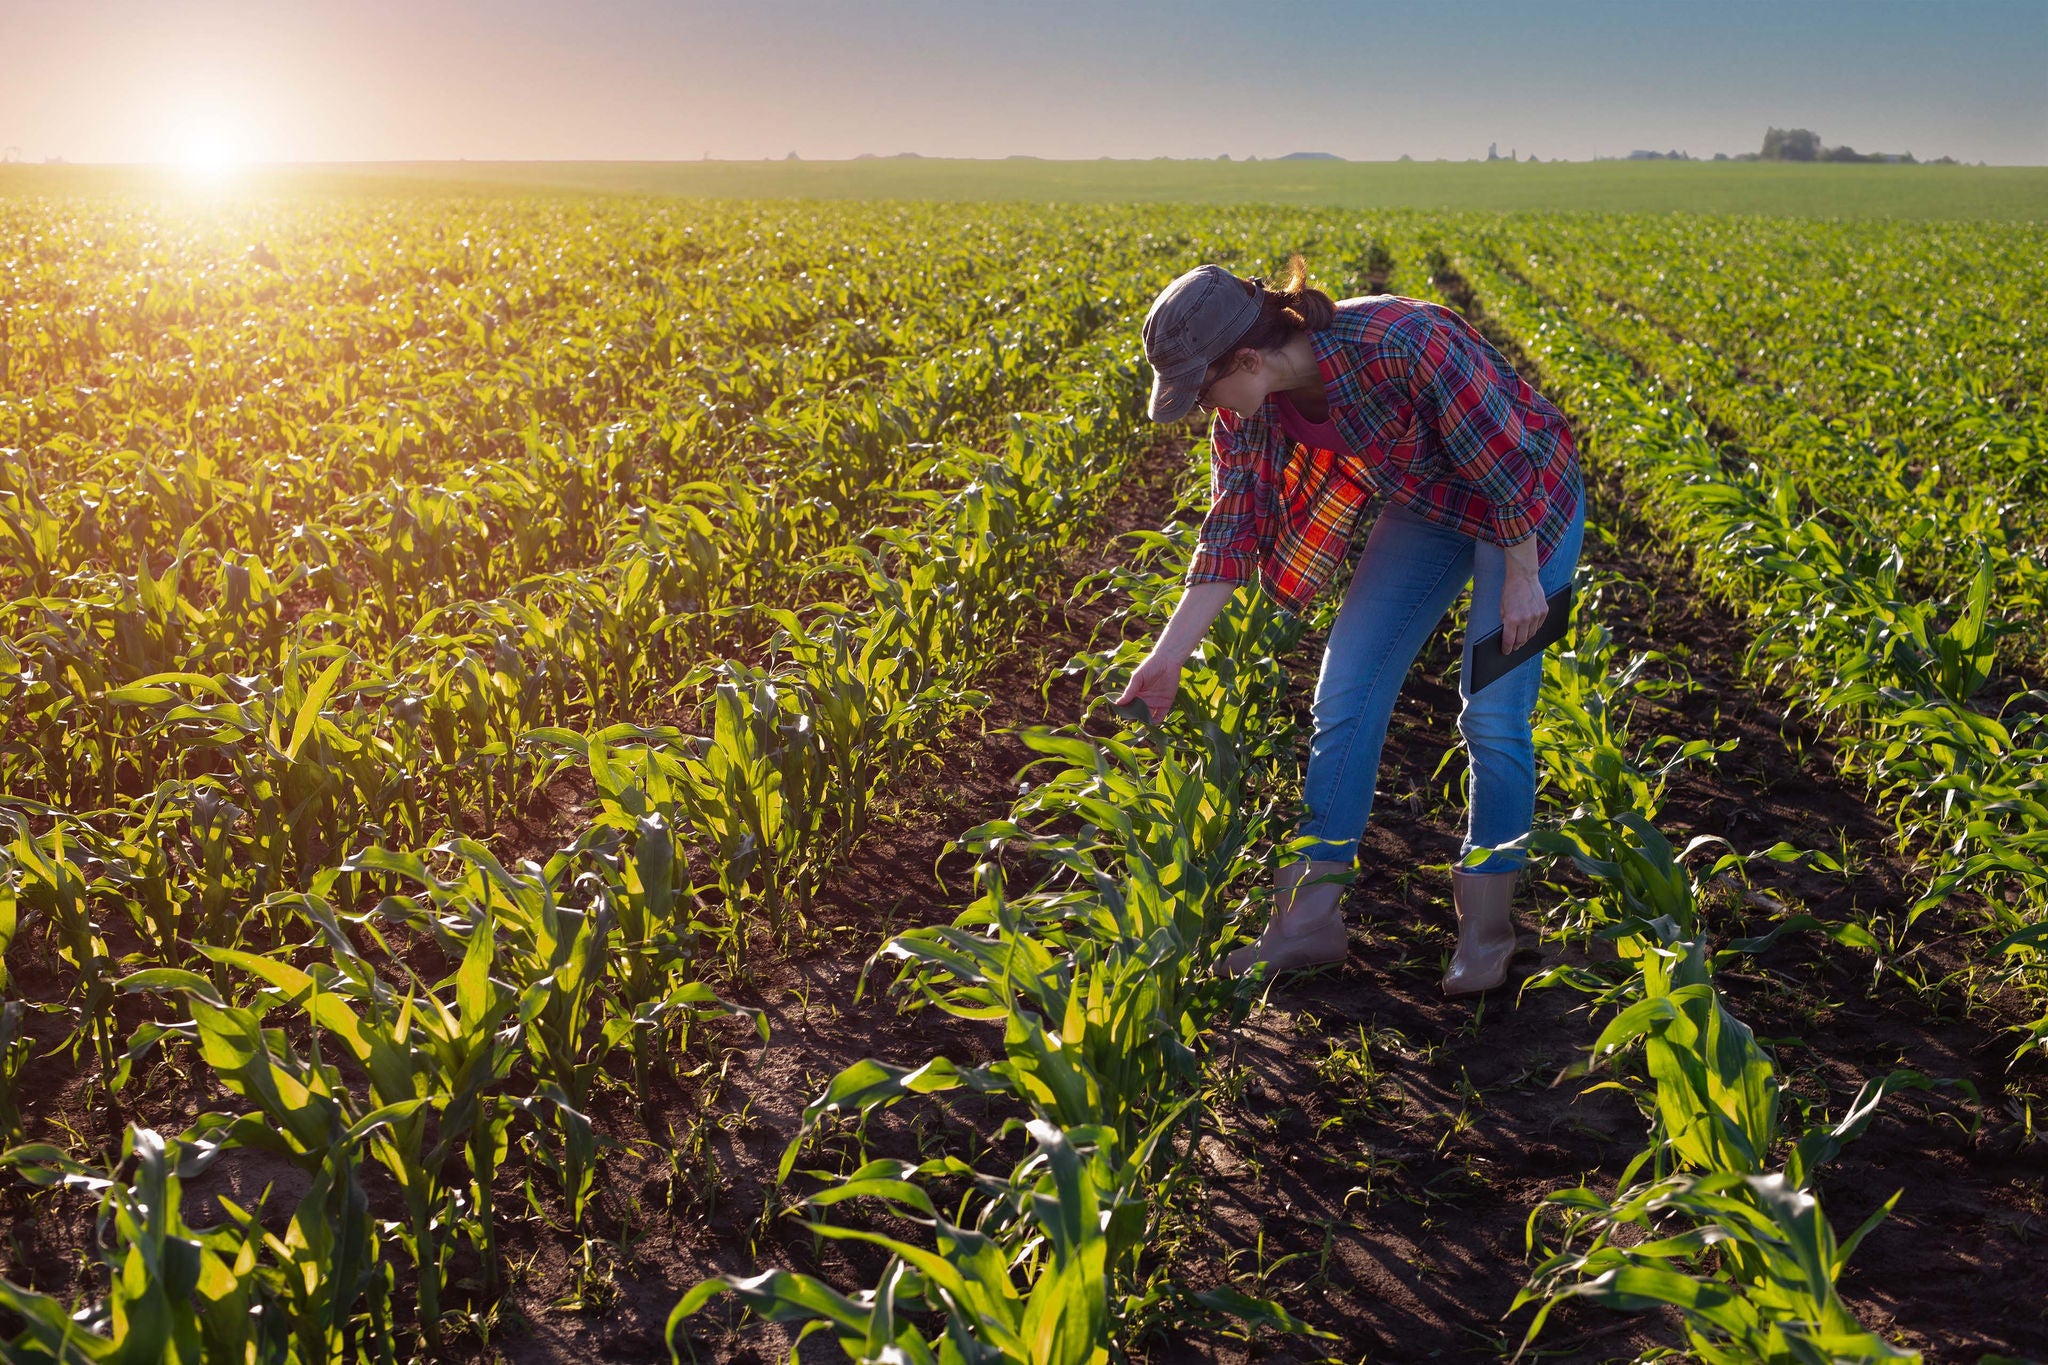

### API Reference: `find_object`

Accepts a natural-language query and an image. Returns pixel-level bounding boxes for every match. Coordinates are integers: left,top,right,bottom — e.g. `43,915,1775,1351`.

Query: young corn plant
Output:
7,814,122,1082
0,1126,289,1365
104,965,424,1359
673,1119,1164,1365
1498,553,1935,1362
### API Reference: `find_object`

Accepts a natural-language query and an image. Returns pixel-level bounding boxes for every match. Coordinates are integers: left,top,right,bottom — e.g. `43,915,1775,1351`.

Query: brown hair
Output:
1227,254,1336,354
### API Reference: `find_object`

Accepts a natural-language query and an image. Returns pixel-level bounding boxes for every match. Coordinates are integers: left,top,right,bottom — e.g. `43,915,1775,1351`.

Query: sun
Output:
172,123,246,180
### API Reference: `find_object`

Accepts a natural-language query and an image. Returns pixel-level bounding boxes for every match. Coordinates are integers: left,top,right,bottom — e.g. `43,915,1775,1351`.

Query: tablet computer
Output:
1467,583,1574,694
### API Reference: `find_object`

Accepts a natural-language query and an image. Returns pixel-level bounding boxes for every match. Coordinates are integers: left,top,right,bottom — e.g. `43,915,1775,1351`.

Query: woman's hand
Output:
1113,650,1184,721
1100,581,1237,721
1499,542,1548,653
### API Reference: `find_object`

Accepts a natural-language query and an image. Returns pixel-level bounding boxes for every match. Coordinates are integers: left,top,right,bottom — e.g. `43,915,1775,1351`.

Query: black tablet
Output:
1467,583,1574,694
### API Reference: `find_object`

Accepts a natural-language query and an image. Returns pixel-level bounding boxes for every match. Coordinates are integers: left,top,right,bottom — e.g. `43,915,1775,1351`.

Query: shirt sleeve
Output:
1411,310,1547,548
1185,419,1258,586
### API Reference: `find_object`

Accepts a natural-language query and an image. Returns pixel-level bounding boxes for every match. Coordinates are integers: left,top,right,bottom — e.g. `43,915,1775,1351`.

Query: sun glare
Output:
172,124,246,180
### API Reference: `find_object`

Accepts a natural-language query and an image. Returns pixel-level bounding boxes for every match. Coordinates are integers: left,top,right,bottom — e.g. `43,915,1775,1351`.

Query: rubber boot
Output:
1222,859,1351,979
1442,867,1519,996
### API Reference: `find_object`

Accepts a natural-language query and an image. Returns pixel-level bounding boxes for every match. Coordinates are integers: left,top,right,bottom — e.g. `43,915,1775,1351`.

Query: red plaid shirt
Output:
1188,296,1582,616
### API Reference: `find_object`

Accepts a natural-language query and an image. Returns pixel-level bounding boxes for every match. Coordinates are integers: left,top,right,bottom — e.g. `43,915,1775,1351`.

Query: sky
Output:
3,0,2044,166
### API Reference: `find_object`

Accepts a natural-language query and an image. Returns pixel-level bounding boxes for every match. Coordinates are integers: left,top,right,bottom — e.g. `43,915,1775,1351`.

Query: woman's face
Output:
1198,348,1270,417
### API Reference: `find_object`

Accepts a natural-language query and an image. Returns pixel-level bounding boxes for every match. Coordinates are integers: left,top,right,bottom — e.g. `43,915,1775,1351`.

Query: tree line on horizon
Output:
1745,126,1960,164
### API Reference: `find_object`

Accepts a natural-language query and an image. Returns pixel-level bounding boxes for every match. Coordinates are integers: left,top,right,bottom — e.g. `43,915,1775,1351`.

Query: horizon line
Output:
4,154,2036,169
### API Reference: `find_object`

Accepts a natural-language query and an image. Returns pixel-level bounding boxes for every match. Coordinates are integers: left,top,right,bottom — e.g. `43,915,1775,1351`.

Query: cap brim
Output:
1147,363,1206,423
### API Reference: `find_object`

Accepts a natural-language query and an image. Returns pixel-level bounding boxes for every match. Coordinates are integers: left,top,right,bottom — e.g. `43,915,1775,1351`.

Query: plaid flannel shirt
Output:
1188,295,1583,616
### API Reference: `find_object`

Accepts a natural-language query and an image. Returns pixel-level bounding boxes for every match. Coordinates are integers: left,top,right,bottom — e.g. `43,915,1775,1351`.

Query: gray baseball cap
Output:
1142,264,1262,423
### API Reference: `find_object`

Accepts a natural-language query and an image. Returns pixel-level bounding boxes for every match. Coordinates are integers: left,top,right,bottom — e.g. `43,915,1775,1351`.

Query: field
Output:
0,178,2045,1364
8,158,2048,220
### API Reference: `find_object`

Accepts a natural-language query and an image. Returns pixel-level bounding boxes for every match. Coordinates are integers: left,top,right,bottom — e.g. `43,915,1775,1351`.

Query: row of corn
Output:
1431,250,1947,1362
1510,588,1934,1361
667,497,1330,1362
1448,231,2048,1064
0,296,1170,1361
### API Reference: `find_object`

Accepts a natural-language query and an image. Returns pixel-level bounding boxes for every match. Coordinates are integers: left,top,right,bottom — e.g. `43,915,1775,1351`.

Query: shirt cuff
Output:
1186,546,1256,585
1489,491,1547,549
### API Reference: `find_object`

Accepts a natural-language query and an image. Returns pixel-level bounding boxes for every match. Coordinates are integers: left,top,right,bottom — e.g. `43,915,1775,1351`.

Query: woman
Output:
1115,257,1584,996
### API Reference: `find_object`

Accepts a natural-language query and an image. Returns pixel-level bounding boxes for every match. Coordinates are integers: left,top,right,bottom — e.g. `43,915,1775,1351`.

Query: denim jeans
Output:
1294,494,1586,873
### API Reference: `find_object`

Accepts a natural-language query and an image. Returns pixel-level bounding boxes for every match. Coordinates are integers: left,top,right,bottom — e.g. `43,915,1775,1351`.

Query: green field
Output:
1,189,2044,1362
4,155,2047,219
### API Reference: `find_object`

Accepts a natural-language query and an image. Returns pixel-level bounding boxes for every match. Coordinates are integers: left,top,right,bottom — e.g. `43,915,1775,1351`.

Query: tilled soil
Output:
0,432,1193,1362
4,428,2044,1363
1168,490,2047,1364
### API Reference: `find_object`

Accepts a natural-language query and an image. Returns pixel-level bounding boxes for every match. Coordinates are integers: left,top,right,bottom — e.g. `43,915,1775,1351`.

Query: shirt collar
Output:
1310,325,1347,391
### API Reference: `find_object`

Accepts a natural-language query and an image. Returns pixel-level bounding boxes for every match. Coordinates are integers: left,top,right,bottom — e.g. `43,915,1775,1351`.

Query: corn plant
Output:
7,815,121,1079
104,964,424,1359
676,1120,1174,1365
0,1126,280,1365
1495,547,1938,1361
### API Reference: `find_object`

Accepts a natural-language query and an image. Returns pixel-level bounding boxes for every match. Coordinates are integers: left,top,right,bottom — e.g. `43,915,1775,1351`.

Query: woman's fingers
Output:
1500,577,1548,654
1503,610,1544,653
1115,657,1179,715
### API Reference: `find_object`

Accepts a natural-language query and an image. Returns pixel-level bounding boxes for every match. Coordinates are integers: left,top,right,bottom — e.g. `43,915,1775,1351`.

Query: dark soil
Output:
6,399,2044,1363
1167,487,2047,1364
1137,252,2047,1364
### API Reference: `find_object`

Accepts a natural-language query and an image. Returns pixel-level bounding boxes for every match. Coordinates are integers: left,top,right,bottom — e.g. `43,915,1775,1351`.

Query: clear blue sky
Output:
4,0,2043,164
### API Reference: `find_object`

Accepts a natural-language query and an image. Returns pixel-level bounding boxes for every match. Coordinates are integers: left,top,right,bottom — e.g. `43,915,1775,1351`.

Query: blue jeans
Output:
1294,495,1586,874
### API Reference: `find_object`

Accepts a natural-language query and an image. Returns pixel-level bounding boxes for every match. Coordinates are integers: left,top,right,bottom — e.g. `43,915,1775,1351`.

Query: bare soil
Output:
4,425,2044,1364
1163,488,2047,1364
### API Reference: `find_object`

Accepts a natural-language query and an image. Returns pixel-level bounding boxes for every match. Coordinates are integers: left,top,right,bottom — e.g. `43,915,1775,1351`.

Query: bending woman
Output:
1116,257,1584,996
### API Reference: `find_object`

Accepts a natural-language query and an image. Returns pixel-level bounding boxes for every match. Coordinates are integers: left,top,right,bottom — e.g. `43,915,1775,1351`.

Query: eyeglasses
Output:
1195,353,1237,411
1196,278,1263,412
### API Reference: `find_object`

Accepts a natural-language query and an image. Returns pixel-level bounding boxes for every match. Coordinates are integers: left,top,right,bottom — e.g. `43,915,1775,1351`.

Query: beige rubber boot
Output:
1222,859,1352,979
1442,867,1520,996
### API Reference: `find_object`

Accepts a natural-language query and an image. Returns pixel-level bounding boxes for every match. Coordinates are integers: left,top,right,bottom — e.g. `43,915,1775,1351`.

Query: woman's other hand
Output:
1114,651,1184,720
1499,540,1548,653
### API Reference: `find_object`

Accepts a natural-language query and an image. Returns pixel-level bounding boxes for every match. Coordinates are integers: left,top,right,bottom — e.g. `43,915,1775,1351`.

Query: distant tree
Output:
1757,128,1931,164
1760,127,1821,161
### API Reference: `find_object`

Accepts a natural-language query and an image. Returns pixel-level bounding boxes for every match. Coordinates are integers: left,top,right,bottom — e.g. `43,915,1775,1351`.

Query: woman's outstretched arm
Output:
1112,579,1239,718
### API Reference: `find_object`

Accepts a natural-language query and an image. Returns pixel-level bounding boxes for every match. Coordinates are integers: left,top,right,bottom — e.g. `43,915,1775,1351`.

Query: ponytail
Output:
1227,254,1336,352
1271,253,1338,329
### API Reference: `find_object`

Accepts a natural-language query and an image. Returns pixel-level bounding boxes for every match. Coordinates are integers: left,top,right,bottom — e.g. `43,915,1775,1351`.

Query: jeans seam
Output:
1459,499,1586,869
1301,550,1469,849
